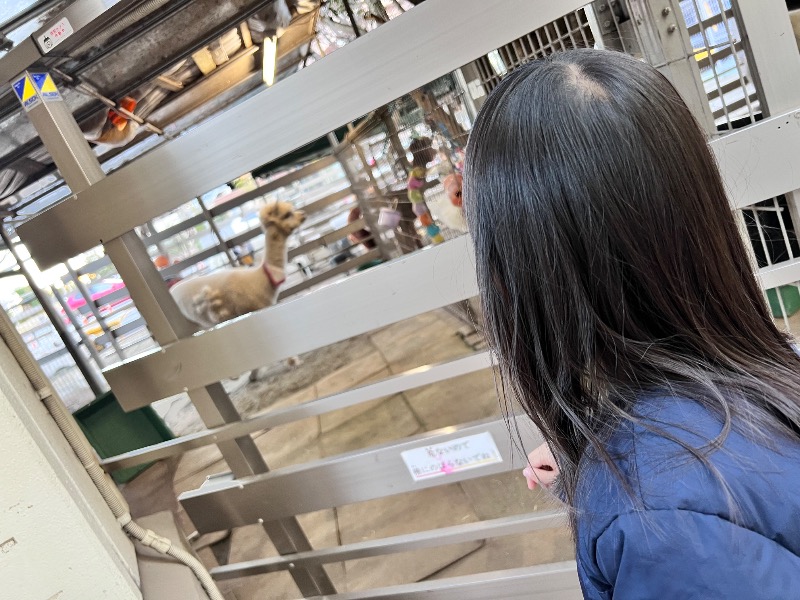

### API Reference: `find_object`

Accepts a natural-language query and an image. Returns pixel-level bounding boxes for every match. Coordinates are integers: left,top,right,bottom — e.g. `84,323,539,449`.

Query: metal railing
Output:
11,0,800,598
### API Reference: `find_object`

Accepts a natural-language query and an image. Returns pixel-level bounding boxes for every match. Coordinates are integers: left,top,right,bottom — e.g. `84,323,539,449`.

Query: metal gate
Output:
6,0,800,598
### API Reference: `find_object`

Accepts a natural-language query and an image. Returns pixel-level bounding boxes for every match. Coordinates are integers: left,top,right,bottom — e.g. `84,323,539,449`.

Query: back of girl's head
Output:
464,48,800,502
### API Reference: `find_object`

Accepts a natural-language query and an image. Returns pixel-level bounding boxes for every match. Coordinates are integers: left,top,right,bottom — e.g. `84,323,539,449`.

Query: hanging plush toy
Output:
435,171,467,233
407,137,445,245
443,172,462,207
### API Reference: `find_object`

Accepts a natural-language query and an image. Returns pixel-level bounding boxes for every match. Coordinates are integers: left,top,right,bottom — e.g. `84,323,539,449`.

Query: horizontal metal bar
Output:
712,93,759,120
160,246,225,279
712,108,800,210
18,0,588,268
211,510,564,579
93,318,146,347
0,0,111,82
92,286,128,308
687,9,733,36
105,237,476,409
143,212,207,246
706,76,746,102
299,186,353,216
179,417,542,532
76,254,112,277
38,346,71,363
288,218,366,260
0,0,62,34
207,157,339,218
281,248,382,297
756,257,800,290
695,41,737,72
101,351,491,470
224,227,262,251
302,562,581,600
221,187,356,255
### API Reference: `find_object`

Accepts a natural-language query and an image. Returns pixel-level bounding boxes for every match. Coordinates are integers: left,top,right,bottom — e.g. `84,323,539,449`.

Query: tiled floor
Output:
120,308,573,599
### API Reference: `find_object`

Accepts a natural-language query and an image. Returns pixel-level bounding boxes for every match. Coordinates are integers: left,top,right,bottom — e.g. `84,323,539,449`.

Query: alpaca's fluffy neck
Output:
263,227,289,281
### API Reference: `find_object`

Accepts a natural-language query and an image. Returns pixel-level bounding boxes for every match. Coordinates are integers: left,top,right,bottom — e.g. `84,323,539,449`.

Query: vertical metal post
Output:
732,0,800,117
14,70,336,596
330,133,395,261
453,68,479,124
50,284,108,368
197,198,237,266
378,111,424,253
627,0,718,133
143,220,168,256
380,110,412,173
0,226,107,396
64,263,125,358
733,0,800,249
342,0,362,37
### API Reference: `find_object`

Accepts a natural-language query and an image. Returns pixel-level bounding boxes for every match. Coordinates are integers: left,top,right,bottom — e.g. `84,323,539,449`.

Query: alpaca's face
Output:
260,201,306,234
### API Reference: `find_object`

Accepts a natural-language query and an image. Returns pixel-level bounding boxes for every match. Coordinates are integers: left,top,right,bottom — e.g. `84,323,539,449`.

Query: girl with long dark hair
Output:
465,48,800,598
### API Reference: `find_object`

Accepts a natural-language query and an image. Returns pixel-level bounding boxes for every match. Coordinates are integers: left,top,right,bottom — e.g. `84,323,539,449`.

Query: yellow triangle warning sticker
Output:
12,74,40,111
30,73,62,102
39,74,58,94
22,77,35,102
12,75,36,102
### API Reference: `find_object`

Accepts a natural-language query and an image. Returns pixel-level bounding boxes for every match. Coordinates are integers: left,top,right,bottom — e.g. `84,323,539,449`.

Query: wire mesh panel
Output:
743,194,800,336
679,0,761,129
135,155,391,304
347,74,472,253
473,9,596,94
12,1,800,597
58,248,157,364
0,238,104,412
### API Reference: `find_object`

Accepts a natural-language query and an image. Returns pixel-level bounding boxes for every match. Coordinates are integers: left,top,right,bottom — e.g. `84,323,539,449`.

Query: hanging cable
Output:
0,302,224,599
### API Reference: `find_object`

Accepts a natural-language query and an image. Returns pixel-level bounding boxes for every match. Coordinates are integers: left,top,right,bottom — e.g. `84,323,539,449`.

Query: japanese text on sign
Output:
401,431,503,482
37,17,74,53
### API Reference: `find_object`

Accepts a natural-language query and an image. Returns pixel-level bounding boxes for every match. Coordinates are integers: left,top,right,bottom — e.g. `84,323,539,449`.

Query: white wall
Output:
0,339,141,599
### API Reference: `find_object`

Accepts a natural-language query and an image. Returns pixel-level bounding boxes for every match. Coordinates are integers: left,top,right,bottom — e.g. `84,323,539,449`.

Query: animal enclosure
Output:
7,0,800,598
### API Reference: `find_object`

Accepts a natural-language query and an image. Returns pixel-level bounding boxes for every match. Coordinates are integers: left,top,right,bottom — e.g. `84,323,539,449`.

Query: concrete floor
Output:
120,308,573,599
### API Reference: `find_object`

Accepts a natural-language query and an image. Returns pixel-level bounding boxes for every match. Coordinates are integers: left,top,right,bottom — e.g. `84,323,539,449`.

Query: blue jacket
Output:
575,395,800,599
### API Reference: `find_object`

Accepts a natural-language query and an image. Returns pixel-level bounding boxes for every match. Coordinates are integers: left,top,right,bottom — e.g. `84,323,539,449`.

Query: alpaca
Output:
170,202,305,376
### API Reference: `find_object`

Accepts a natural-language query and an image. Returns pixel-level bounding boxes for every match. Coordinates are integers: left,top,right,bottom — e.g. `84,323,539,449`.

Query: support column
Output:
733,0,800,117
627,0,717,133
734,0,800,255
330,133,395,261
14,70,336,597
379,111,424,253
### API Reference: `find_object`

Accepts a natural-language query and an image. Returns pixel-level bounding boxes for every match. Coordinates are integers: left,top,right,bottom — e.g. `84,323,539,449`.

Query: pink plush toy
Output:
443,173,463,208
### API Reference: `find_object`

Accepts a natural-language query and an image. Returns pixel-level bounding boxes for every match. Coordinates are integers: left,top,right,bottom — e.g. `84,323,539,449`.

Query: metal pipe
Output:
64,263,126,359
50,283,108,369
196,198,237,266
0,226,106,396
51,68,165,135
342,0,361,37
0,299,224,600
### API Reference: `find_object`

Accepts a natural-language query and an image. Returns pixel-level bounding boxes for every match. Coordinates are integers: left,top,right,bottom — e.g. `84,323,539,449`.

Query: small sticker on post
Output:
30,73,62,102
12,74,40,112
37,17,74,53
401,431,503,482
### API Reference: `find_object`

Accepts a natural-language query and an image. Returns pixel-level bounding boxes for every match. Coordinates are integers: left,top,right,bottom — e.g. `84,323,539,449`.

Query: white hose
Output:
0,307,224,600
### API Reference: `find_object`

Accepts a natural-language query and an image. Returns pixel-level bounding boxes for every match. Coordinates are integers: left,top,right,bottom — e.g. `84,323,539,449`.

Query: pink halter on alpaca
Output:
262,264,286,288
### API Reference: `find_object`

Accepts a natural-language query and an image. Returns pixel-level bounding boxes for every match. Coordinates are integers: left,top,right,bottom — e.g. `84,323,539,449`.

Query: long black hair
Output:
464,48,800,509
